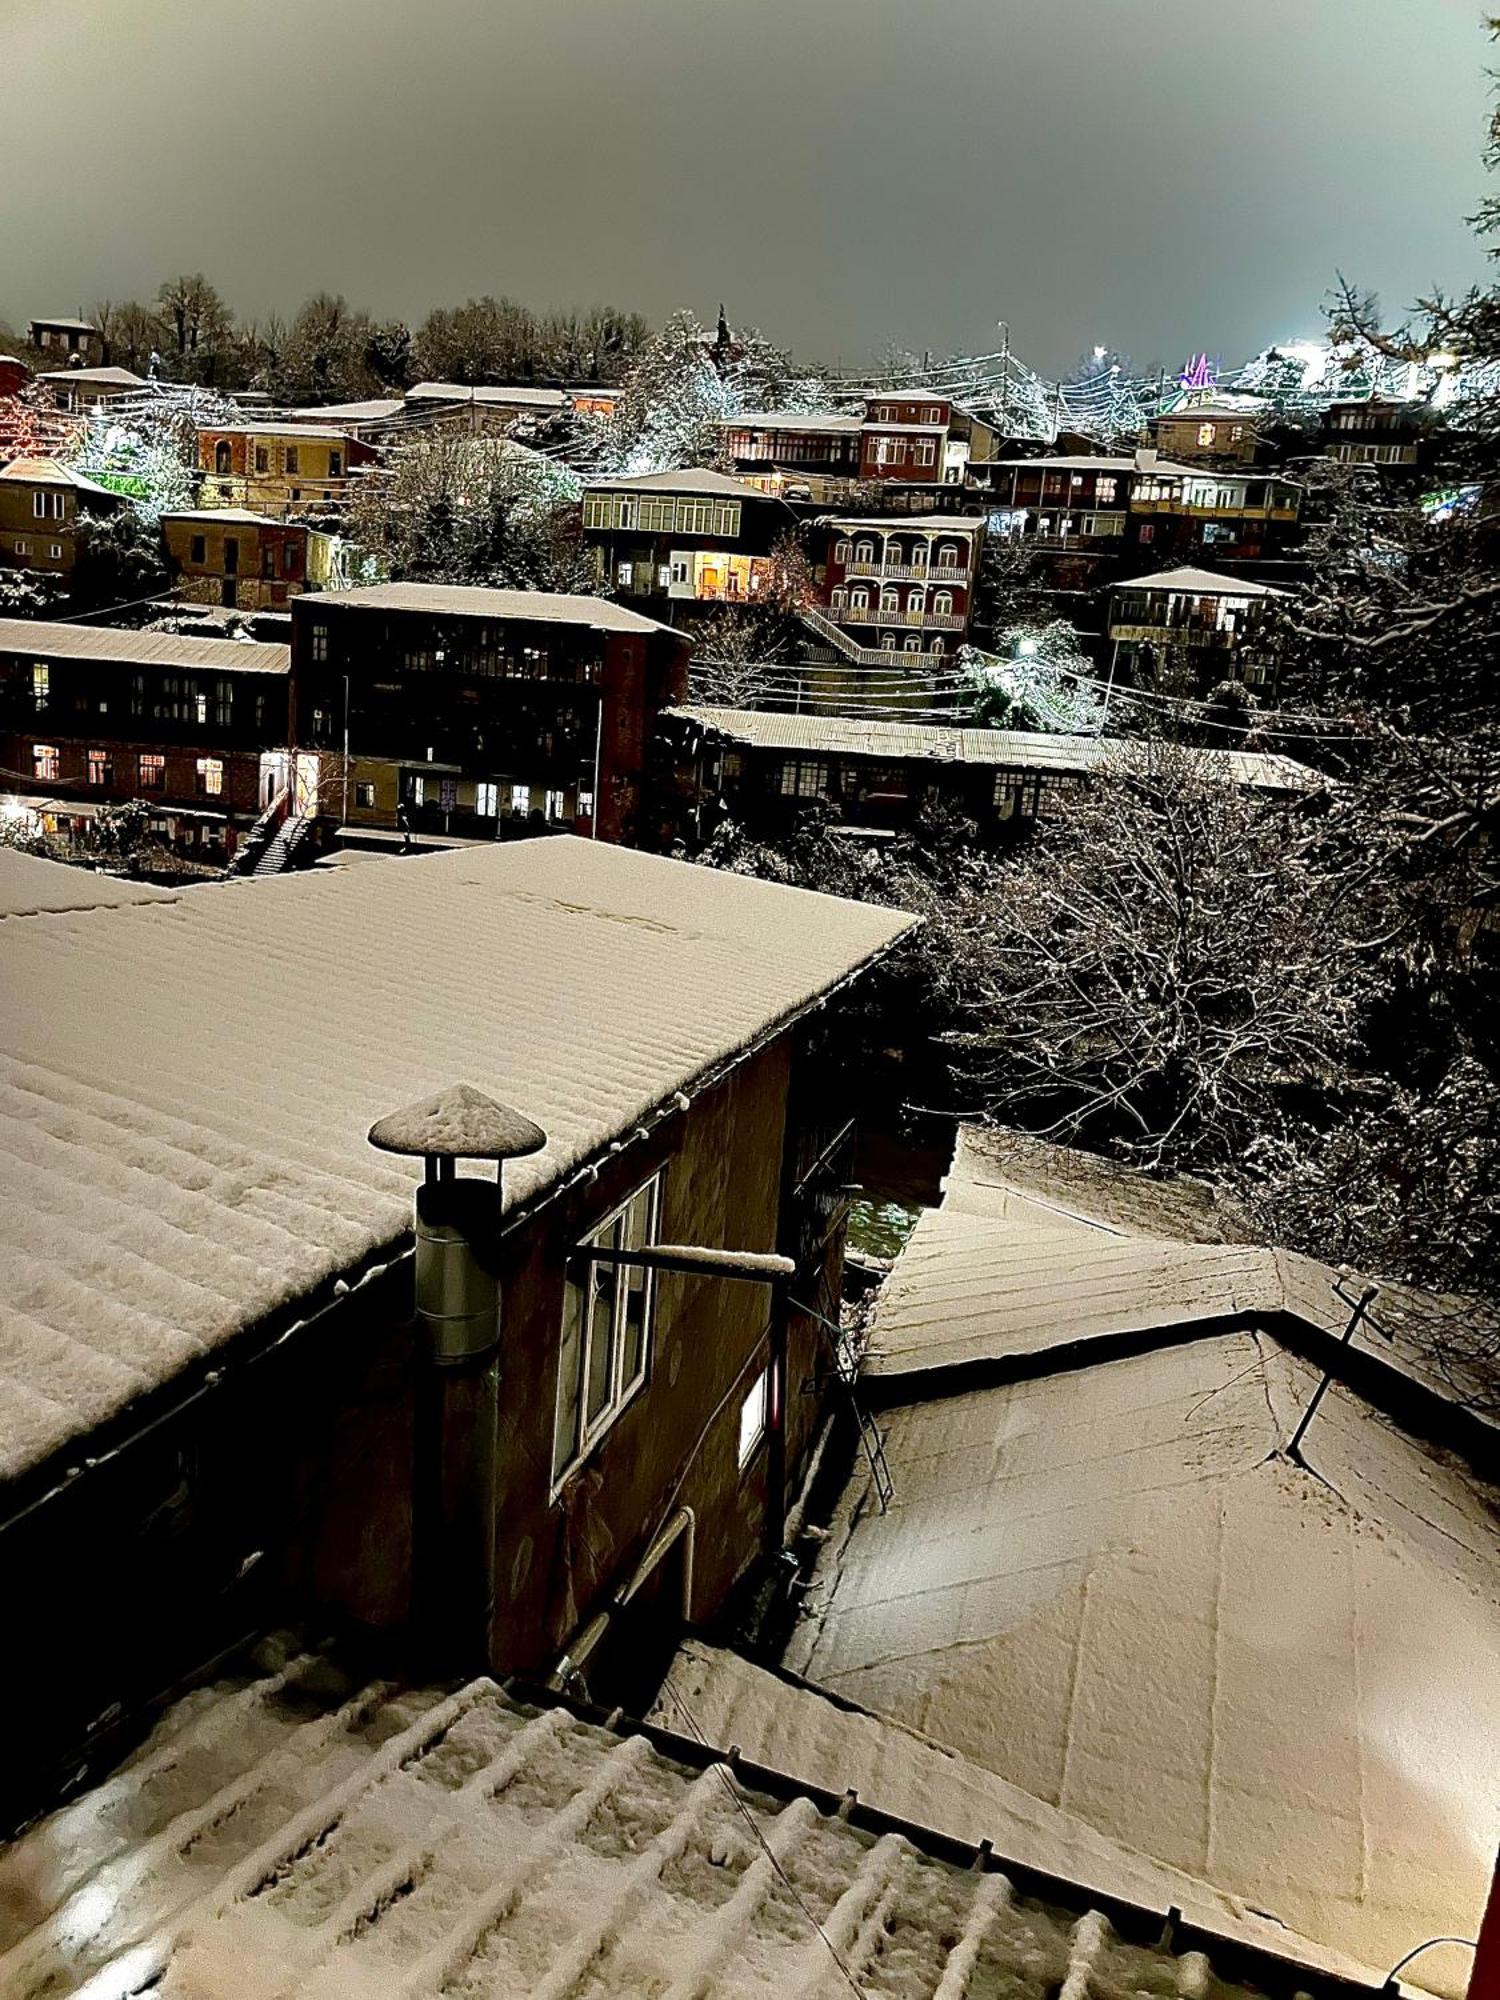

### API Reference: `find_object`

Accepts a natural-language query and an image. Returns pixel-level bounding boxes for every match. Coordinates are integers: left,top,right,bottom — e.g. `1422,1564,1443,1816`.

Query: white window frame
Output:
552,1170,664,1491
32,493,46,519
475,780,499,817
48,542,63,560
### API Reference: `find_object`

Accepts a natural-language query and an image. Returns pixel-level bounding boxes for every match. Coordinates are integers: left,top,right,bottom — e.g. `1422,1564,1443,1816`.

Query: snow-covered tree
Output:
65,397,218,522
959,626,1106,734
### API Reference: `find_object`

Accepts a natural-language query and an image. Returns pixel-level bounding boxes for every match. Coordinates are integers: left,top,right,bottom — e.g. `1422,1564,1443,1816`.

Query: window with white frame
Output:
738,1364,770,1467
32,493,46,518
933,591,953,615
48,543,63,560
854,539,875,564
552,1172,663,1487
310,622,329,663
510,783,531,814
834,539,851,563
779,758,829,798
32,743,59,781
475,780,499,817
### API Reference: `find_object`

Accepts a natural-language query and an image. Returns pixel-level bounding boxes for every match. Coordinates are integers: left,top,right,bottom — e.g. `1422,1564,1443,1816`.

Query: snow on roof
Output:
0,839,910,1484
0,1650,1358,2000
302,580,674,636
826,513,987,531
669,707,1320,795
786,1126,1500,1995
790,1324,1500,1997
0,849,176,920
36,366,147,389
0,455,125,499
28,317,97,333
725,410,863,432
0,617,291,675
988,455,1203,475
654,1641,1376,1987
1110,566,1285,597
405,380,568,409
587,468,784,500
282,397,405,422
160,507,285,526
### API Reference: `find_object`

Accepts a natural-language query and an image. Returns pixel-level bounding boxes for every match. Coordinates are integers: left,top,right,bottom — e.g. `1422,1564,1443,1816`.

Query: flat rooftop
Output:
0,840,910,1486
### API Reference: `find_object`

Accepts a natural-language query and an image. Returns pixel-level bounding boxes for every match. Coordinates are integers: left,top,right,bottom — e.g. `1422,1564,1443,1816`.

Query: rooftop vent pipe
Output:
369,1084,546,1677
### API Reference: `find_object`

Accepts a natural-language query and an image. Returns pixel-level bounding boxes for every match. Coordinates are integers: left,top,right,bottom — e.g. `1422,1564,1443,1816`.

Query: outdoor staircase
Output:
799,604,866,662
792,1293,895,1513
251,813,311,876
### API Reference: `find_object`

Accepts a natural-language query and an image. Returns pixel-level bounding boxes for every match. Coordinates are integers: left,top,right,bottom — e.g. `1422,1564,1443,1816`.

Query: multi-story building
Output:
36,366,148,414
26,316,104,365
723,397,995,499
292,582,690,847
814,513,984,666
982,450,1301,561
0,617,295,859
1322,396,1423,469
1106,565,1286,688
195,423,377,514
580,470,795,615
1147,402,1263,467
723,411,864,495
0,455,127,575
161,508,339,610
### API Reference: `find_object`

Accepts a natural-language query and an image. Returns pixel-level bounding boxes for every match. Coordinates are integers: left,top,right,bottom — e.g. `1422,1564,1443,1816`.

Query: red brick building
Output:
818,513,985,664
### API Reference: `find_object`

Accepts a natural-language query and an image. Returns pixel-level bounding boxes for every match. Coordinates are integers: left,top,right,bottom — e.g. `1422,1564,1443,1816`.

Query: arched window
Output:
933,590,953,615
880,632,899,653
936,541,961,570
909,543,927,572
929,636,946,657
880,587,899,613
855,539,876,565
903,633,924,654
834,539,851,562
831,585,848,610
214,439,232,476
850,587,869,611
907,589,926,618
885,540,904,570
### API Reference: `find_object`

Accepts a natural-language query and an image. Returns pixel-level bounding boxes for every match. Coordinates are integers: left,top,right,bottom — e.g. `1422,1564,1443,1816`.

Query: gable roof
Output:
725,410,863,433
0,617,290,675
36,367,147,390
0,455,125,500
0,1653,1354,2000
786,1126,1499,1996
405,380,568,410
1110,565,1286,597
299,580,674,635
0,840,910,1486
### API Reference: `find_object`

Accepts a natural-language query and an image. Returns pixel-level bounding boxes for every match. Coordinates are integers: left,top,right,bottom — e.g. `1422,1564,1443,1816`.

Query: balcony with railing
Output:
835,605,967,632
843,560,970,582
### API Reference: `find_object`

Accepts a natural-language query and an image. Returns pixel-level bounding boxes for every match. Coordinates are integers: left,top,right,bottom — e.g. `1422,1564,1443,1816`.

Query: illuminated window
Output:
1096,477,1118,503
87,750,112,787
510,783,531,814
354,781,376,809
31,664,48,710
738,1365,770,1466
310,622,329,663
195,757,223,797
138,753,165,790
475,781,498,817
32,743,59,781
1198,424,1217,447
552,1172,663,1488
933,591,954,615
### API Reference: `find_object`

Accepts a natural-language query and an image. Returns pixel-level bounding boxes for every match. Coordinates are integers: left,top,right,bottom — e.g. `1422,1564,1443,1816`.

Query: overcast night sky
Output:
0,0,1492,377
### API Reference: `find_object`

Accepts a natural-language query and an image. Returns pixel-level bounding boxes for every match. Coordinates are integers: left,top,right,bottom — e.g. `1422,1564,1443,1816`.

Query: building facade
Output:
1148,402,1263,467
981,451,1301,562
1322,397,1424,469
816,513,984,666
195,423,376,514
36,366,148,413
1106,564,1286,688
0,617,294,859
580,470,794,614
292,581,690,846
26,316,104,365
0,456,127,574
161,508,339,609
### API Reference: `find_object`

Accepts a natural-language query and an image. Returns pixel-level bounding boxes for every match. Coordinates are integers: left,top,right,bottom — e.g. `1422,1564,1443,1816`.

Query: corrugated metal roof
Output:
0,1651,1341,2000
587,468,782,499
1109,566,1285,596
0,617,290,675
0,839,910,1484
302,581,674,635
726,410,863,432
0,456,125,499
406,380,568,408
669,707,1319,794
36,367,147,389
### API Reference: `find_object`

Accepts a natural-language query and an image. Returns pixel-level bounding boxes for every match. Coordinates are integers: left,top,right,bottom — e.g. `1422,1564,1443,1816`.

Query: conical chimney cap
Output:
368,1084,548,1161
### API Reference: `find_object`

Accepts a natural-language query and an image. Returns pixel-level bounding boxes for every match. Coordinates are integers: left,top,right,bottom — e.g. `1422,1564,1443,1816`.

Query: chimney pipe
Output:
369,1084,546,1677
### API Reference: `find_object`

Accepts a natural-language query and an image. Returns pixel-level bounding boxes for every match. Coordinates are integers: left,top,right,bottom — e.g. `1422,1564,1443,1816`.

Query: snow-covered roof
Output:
301,580,674,636
0,455,126,500
160,507,286,527
725,410,863,433
669,706,1319,795
0,840,910,1485
826,513,988,531
0,617,290,675
1110,566,1286,597
0,849,175,920
282,397,405,422
787,1128,1500,1996
36,366,147,389
0,1654,1330,2000
406,380,568,410
654,1642,1375,1986
586,468,784,501
28,317,97,333
987,455,1202,476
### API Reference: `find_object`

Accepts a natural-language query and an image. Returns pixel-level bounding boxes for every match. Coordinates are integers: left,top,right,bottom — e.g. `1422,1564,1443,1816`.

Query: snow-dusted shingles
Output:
0,1650,1309,2000
0,841,911,1485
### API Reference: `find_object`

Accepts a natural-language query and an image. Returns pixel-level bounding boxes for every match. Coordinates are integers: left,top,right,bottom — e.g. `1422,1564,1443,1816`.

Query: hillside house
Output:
26,316,104,365
1147,401,1264,466
292,581,690,846
1106,564,1287,688
36,365,149,413
0,616,294,859
0,837,910,1830
161,508,338,609
817,512,984,664
0,455,128,574
580,469,795,614
195,423,377,514
1322,396,1424,469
